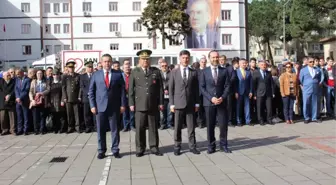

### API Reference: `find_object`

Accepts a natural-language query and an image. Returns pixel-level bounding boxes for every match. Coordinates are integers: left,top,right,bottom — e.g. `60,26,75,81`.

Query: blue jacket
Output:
236,68,253,96
15,76,31,104
299,66,322,95
88,69,126,113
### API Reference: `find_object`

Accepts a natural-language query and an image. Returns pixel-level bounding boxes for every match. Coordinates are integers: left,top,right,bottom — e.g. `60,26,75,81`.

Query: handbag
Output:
34,94,44,106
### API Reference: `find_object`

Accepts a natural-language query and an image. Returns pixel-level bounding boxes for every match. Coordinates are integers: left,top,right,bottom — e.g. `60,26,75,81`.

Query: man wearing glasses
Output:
299,57,323,123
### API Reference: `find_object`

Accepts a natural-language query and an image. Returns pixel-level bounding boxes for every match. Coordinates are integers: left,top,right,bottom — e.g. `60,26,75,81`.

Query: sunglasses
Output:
309,61,314,63
161,65,167,67
286,66,291,68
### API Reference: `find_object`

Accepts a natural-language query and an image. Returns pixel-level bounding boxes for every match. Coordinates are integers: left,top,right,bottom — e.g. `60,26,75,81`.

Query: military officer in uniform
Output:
80,61,95,133
62,61,81,133
129,49,164,157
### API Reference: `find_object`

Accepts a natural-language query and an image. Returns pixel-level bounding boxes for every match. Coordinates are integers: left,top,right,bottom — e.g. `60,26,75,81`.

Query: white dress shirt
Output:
308,66,315,78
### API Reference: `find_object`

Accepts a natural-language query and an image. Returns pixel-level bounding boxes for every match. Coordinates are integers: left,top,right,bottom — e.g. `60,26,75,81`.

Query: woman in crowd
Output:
280,62,299,124
0,72,16,135
29,69,49,134
47,69,67,133
271,67,283,122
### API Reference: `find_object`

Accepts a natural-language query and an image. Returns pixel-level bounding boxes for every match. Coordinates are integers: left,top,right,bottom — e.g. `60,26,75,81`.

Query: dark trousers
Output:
66,103,80,131
32,106,46,132
83,102,94,130
160,99,173,128
0,109,15,134
227,94,236,124
135,110,159,153
272,94,283,119
196,105,205,127
282,96,295,121
174,108,196,150
123,106,135,130
16,103,29,133
52,111,67,132
257,96,272,123
96,110,120,154
205,105,228,150
250,98,257,121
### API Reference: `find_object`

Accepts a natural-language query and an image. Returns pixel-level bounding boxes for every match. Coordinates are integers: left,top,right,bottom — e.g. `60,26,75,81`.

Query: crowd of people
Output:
0,49,335,159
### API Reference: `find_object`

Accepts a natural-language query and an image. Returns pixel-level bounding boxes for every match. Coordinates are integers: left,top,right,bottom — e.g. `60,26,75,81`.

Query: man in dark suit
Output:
169,50,200,156
80,61,95,133
129,49,164,157
252,61,275,125
196,58,207,128
160,59,173,130
200,50,231,153
88,54,126,159
62,61,81,133
235,59,253,126
15,68,31,135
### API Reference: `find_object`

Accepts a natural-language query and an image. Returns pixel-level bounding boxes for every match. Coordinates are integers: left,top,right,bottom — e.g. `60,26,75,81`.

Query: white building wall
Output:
0,0,247,69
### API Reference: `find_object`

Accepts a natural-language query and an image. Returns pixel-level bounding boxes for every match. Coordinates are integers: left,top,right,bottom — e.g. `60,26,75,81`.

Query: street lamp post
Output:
283,0,291,59
41,49,47,70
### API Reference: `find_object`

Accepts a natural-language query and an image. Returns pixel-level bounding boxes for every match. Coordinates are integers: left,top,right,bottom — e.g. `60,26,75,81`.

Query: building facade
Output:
0,0,247,69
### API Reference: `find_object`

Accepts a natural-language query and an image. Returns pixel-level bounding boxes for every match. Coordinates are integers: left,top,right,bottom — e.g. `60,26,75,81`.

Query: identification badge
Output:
153,80,156,84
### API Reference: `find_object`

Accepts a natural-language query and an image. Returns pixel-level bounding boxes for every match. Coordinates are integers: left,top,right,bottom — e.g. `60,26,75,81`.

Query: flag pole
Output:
3,24,7,70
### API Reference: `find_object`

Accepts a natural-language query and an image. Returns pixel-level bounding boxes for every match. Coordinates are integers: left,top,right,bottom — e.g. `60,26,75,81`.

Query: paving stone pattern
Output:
0,120,335,185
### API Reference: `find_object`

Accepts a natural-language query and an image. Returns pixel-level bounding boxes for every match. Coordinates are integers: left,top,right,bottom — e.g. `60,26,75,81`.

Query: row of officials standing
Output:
88,49,232,159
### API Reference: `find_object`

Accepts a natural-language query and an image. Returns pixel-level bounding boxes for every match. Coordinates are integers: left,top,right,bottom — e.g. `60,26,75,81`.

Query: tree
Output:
248,0,282,64
138,0,191,49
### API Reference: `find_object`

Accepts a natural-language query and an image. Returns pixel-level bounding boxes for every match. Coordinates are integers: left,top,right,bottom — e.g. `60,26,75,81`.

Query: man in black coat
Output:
252,60,275,125
79,61,95,133
0,72,16,135
129,49,164,157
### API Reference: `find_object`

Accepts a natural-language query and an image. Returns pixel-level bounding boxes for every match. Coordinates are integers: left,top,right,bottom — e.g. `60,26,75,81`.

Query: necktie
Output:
144,68,148,75
105,71,109,87
241,69,246,79
183,68,187,80
213,68,218,84
199,35,205,48
263,71,266,79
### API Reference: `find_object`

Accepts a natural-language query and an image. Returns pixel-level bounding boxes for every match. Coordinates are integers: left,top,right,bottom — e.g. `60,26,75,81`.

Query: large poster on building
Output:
185,0,220,49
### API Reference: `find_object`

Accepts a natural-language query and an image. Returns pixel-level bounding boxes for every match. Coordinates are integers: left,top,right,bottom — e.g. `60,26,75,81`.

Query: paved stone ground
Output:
0,120,335,185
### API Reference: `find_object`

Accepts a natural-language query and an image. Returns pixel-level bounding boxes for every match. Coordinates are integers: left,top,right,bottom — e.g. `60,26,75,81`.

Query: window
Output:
110,44,119,50
22,45,32,55
221,10,231,21
45,45,52,54
45,24,51,33
311,43,323,51
54,24,61,34
132,2,141,11
53,3,60,13
21,3,30,13
63,24,70,33
21,24,31,34
274,48,283,56
83,23,92,33
133,22,142,32
54,45,62,53
63,3,69,13
109,2,118,11
109,23,119,32
83,2,92,12
84,44,93,50
44,3,50,13
222,34,232,45
133,43,142,50
64,45,71,50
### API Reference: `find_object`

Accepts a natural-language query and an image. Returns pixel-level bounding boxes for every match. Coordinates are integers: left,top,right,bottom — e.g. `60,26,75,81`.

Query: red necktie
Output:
105,71,109,87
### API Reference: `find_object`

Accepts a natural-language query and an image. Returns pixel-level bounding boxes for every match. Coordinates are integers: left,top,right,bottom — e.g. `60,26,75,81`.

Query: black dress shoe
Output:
113,153,121,158
207,149,216,154
259,121,265,126
151,151,163,156
237,123,243,127
24,132,29,136
136,152,144,157
1,132,9,136
312,119,322,123
34,132,39,135
159,125,166,130
190,148,201,155
16,132,23,136
67,129,75,134
121,128,128,132
97,153,105,159
221,147,232,153
85,128,92,133
41,131,47,135
267,121,275,125
304,120,310,124
174,149,181,156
